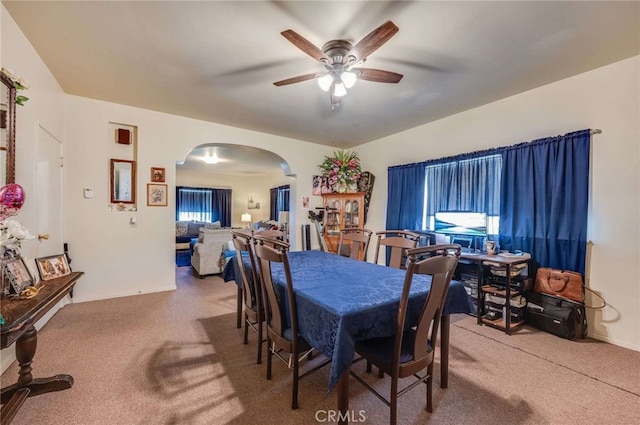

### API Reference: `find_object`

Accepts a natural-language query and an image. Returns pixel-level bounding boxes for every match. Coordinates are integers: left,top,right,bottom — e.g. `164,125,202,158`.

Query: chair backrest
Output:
337,228,373,261
395,244,461,375
254,229,286,242
373,230,420,268
253,235,298,341
231,230,260,313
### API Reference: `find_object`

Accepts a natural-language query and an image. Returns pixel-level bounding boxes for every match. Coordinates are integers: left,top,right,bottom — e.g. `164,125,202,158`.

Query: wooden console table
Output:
0,271,83,424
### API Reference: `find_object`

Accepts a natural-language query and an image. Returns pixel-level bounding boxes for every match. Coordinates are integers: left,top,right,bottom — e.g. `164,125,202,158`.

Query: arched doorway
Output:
175,144,295,254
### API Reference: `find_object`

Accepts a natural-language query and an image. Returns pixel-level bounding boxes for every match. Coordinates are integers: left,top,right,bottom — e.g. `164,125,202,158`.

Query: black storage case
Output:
525,292,587,340
485,300,526,323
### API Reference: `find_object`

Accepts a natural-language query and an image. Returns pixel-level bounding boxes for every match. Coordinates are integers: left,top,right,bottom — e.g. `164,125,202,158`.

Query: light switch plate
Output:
83,188,94,198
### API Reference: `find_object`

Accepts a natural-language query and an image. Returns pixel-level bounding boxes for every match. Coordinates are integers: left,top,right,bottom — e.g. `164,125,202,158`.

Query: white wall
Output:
356,56,640,350
62,95,331,303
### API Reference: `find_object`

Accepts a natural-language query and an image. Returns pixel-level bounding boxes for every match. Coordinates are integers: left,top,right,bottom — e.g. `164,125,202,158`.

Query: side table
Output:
0,272,83,424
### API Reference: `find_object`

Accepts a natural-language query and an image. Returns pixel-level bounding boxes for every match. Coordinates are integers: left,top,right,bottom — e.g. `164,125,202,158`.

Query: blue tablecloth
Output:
224,250,472,392
222,252,241,284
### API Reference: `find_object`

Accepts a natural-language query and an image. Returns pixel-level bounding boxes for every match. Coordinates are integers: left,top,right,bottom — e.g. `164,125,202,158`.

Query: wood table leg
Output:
0,325,74,405
440,315,450,389
0,388,30,425
337,369,350,425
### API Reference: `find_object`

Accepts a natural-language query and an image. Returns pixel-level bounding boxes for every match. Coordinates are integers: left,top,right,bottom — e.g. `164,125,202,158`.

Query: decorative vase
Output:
336,182,347,193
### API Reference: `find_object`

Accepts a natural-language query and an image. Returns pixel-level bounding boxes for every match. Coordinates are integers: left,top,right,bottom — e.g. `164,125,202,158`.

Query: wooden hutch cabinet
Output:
321,192,366,253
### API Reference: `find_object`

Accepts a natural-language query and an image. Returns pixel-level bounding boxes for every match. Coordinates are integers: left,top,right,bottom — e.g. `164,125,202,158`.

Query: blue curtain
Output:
270,185,290,220
211,188,232,227
386,164,426,231
499,129,591,274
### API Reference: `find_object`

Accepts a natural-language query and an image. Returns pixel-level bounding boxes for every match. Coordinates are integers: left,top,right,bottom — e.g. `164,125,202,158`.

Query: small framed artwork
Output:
147,183,168,206
312,175,322,196
151,167,165,182
3,256,34,294
35,254,71,282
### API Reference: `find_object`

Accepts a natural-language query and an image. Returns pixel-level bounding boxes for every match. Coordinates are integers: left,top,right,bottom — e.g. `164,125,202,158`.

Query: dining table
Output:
224,249,472,424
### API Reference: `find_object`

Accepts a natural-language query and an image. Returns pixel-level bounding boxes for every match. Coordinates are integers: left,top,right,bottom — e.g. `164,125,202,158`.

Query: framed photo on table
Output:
151,167,165,182
3,256,34,294
147,183,168,206
35,254,70,281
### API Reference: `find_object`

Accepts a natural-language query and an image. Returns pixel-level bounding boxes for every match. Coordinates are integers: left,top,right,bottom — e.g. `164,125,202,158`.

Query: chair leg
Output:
292,349,299,409
256,321,263,364
426,364,433,413
266,339,273,380
390,376,398,425
378,368,384,378
243,313,249,345
236,287,242,328
366,361,372,373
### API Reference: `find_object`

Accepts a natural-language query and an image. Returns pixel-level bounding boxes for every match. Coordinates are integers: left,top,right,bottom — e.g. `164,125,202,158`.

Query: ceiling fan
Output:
273,20,403,108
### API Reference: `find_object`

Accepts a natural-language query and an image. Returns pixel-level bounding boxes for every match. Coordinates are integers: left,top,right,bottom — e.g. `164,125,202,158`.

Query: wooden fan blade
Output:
346,20,399,64
281,30,329,63
273,72,319,86
356,68,403,83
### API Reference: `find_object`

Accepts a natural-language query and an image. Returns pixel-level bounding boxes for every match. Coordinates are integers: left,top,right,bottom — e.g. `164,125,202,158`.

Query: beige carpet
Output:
1,266,639,425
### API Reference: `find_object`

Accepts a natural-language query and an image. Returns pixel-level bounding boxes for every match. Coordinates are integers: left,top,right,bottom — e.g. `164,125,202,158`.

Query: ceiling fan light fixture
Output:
275,21,402,107
341,71,357,88
202,153,221,164
333,82,347,97
317,74,333,91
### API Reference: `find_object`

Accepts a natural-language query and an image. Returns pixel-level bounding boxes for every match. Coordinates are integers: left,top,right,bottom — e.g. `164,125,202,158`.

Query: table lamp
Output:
241,213,252,229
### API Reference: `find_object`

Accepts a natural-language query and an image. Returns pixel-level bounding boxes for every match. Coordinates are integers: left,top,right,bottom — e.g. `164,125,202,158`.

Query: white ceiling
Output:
3,0,639,173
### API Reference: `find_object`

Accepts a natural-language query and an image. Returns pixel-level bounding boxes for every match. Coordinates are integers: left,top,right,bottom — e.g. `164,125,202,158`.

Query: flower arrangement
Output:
1,67,30,106
0,219,34,256
318,149,362,192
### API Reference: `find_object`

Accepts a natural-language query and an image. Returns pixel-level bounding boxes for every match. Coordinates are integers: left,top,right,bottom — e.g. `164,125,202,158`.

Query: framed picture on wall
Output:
312,175,322,196
147,183,168,206
151,167,165,182
35,254,71,281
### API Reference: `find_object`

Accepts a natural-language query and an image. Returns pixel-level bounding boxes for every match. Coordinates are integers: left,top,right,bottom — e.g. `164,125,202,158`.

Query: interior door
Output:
36,123,63,257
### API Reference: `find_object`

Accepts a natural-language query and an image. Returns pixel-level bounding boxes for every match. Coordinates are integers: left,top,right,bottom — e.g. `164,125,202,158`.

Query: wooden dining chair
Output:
373,230,420,269
336,228,373,261
351,244,461,425
231,230,265,364
254,228,286,242
253,235,329,409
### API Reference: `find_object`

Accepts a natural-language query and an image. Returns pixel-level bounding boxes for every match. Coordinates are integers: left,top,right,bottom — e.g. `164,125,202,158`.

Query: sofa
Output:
176,220,222,250
191,228,235,277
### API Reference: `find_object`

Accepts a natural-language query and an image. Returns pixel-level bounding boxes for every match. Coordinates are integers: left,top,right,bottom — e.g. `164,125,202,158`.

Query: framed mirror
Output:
110,159,136,204
0,73,16,186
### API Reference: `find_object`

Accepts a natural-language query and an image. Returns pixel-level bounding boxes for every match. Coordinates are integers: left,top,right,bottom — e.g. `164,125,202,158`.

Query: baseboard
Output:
588,332,640,352
70,284,177,304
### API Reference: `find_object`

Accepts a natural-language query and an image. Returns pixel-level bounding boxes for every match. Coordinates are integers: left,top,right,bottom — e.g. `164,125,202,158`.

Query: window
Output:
176,186,232,226
424,154,501,235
